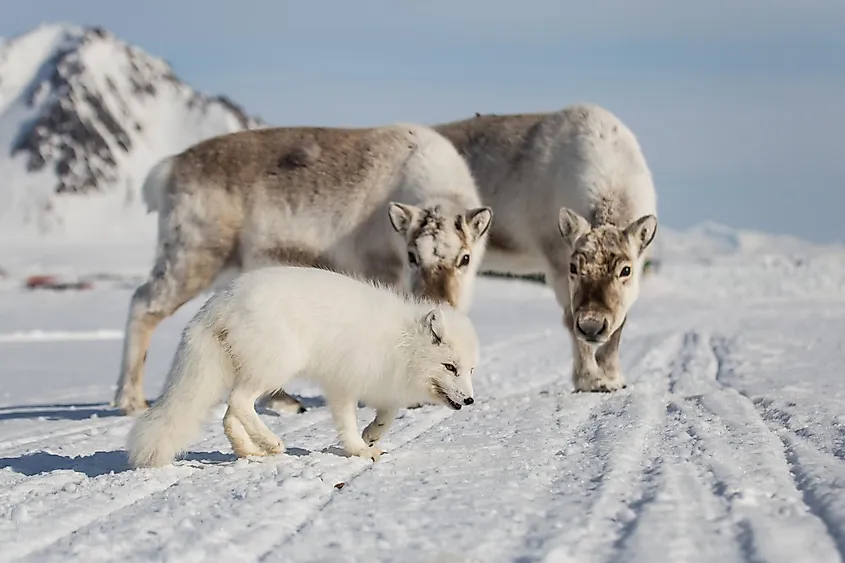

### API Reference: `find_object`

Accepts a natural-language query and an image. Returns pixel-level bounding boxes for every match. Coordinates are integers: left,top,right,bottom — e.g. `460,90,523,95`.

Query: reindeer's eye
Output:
458,254,470,267
443,363,458,376
569,263,578,275
620,266,632,278
407,252,418,266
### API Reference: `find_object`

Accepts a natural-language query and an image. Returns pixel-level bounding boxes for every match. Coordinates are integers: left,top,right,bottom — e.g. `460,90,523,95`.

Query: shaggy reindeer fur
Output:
436,103,658,392
126,266,480,468
114,123,492,415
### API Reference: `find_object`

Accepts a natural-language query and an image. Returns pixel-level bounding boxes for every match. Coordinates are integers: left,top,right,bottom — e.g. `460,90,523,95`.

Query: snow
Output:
0,22,259,244
1,228,845,562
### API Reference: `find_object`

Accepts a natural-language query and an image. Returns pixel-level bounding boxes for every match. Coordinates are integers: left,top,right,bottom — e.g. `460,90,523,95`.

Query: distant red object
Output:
24,275,93,291
25,275,58,288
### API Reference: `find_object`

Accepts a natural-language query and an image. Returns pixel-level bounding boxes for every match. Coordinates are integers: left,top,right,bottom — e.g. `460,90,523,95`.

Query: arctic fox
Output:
126,266,480,468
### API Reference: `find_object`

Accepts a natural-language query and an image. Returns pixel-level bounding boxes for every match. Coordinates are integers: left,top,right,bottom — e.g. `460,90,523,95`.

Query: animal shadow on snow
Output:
0,401,140,422
0,448,300,477
0,394,327,422
0,450,132,477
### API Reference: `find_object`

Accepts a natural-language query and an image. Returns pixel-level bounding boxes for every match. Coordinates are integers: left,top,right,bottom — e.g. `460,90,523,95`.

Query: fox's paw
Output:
347,444,385,462
362,424,387,446
261,438,285,455
231,441,267,458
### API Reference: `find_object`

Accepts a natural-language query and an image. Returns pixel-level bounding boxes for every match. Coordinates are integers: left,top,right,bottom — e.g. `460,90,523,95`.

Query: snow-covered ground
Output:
1,233,845,563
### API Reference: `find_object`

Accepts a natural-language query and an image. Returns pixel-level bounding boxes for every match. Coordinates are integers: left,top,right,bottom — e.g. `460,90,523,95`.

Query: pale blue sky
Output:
3,1,844,242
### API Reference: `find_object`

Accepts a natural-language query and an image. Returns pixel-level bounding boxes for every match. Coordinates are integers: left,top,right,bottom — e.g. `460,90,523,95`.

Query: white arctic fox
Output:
126,265,480,468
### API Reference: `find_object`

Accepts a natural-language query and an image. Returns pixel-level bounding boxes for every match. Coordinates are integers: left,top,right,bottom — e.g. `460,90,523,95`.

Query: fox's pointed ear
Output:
423,308,445,345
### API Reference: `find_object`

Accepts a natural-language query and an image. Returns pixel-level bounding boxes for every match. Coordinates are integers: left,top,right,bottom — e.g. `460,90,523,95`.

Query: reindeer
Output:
436,103,657,392
114,123,492,415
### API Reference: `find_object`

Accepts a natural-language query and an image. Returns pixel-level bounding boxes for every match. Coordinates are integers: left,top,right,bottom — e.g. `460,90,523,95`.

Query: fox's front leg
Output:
328,398,384,461
362,408,398,446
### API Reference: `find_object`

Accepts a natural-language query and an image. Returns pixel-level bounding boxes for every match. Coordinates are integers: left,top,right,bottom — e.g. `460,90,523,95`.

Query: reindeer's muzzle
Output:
415,268,459,308
574,314,609,343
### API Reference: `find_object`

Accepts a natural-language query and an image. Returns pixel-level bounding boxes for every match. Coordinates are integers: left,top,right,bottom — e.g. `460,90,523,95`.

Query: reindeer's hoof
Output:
116,396,149,415
573,379,626,394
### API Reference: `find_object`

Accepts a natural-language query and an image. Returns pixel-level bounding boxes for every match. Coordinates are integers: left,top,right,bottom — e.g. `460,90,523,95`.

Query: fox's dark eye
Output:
458,254,470,267
569,263,577,275
408,252,418,265
443,363,458,376
620,266,632,278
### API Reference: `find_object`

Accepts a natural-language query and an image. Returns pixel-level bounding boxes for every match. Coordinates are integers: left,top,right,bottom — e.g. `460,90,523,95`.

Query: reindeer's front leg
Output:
565,308,625,393
593,318,627,391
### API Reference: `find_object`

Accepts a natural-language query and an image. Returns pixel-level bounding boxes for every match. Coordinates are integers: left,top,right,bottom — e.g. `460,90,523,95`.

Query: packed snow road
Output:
0,254,844,563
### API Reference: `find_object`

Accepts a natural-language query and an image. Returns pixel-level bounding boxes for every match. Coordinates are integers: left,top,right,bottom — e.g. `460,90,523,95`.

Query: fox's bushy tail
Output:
127,319,232,468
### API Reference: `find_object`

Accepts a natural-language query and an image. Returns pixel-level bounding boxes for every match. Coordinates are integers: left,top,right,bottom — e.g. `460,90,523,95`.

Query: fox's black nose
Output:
463,397,474,406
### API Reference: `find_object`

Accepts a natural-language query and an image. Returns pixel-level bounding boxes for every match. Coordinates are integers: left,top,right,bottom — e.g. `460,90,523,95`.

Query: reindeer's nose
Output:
463,397,474,406
576,318,608,339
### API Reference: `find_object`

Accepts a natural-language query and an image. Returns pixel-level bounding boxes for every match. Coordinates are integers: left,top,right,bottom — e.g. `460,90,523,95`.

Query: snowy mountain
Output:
0,22,262,242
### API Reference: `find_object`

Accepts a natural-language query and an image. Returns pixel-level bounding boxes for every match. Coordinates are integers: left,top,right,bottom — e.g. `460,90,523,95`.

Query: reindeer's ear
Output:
423,308,445,345
388,202,420,235
464,207,493,241
558,207,590,247
624,214,658,256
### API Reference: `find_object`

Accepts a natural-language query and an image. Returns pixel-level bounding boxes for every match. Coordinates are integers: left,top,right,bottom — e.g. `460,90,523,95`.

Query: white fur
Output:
126,265,481,468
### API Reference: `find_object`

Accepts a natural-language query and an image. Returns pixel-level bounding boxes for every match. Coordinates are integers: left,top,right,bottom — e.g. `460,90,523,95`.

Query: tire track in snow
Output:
0,465,197,563
8,330,555,563
710,336,845,561
778,433,845,559
614,332,842,563
602,332,739,563
716,344,845,560
536,332,684,563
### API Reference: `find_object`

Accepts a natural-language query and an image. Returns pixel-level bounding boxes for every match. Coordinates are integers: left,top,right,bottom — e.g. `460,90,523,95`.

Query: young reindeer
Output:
436,103,658,392
114,123,492,416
